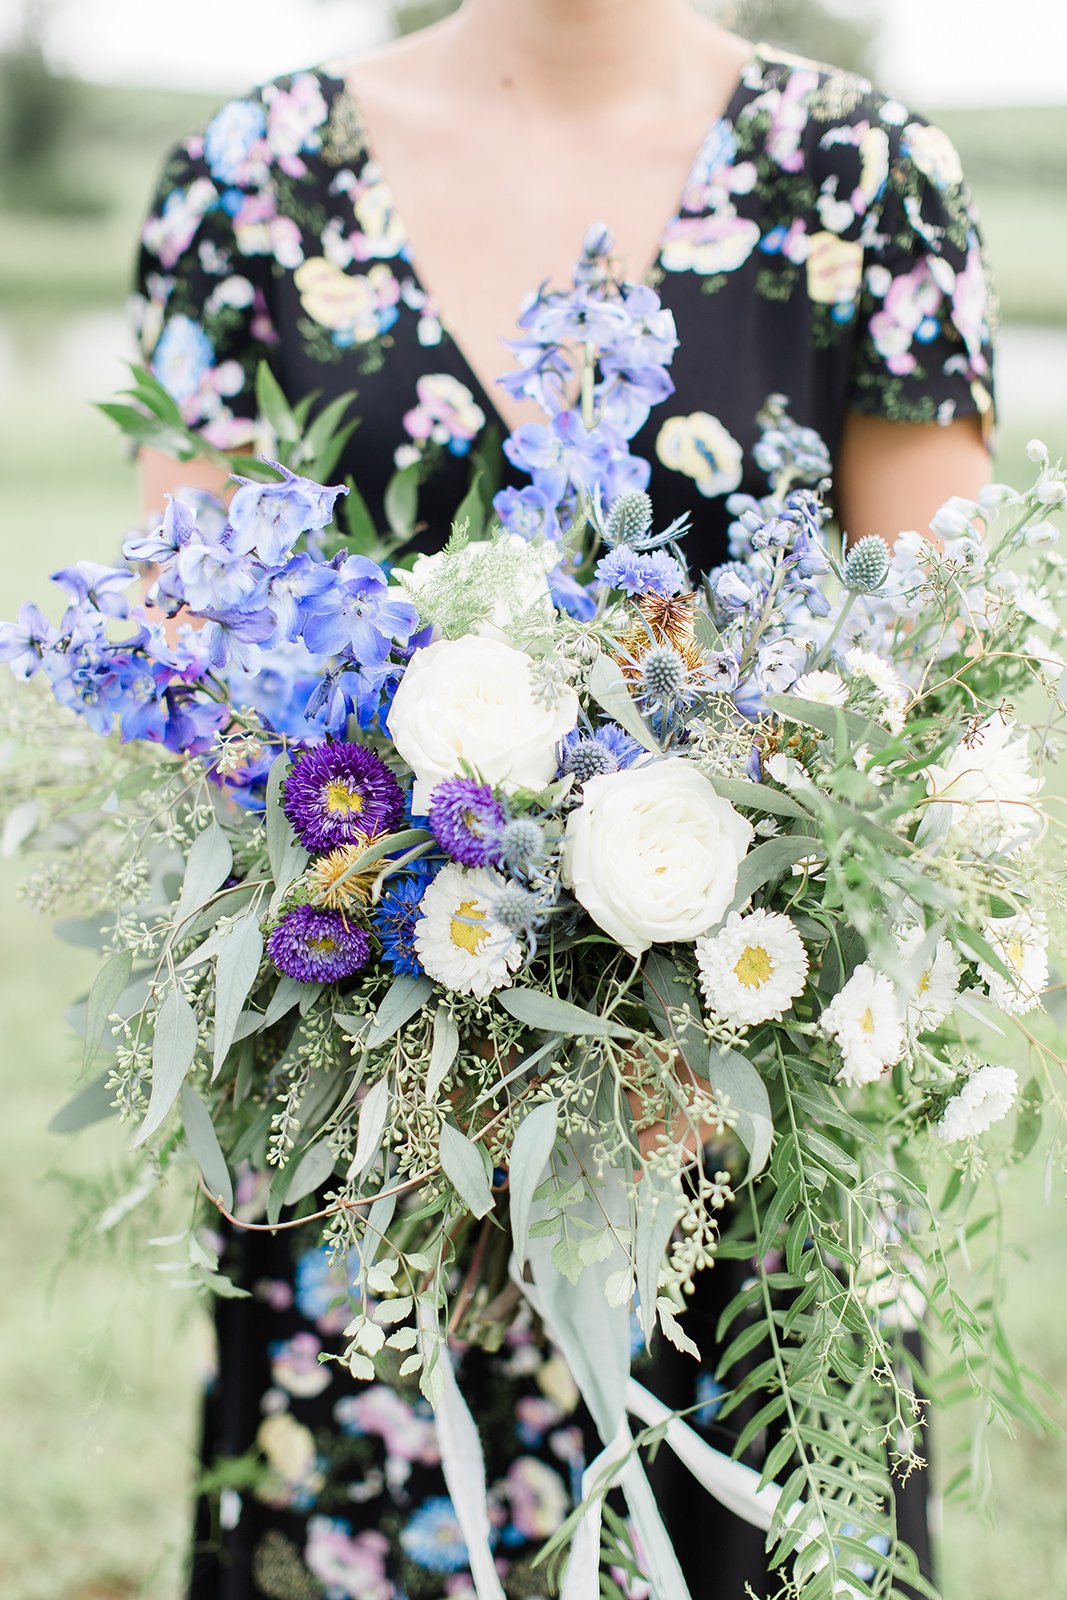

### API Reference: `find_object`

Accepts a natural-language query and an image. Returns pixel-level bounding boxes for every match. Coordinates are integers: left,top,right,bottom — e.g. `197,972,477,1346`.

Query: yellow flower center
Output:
860,1006,876,1034
324,778,364,815
450,898,490,955
308,935,338,956
1007,937,1026,970
917,969,930,995
733,944,773,988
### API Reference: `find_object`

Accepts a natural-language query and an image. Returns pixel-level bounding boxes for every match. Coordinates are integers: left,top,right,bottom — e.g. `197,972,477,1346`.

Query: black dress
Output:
134,42,995,1600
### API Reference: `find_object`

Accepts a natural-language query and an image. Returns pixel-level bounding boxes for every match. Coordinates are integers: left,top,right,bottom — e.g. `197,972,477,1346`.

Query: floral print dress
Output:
136,43,992,1600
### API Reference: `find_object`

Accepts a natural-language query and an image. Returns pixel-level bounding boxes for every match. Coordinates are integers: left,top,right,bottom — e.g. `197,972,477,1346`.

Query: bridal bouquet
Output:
3,232,1065,1600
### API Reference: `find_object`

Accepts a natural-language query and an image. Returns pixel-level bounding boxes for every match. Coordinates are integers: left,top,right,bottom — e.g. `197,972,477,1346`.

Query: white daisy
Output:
935,1065,1019,1143
792,669,848,707
842,647,909,732
977,911,1049,1014
695,909,809,1028
819,963,904,1087
413,864,522,998
895,926,962,1035
926,713,1041,855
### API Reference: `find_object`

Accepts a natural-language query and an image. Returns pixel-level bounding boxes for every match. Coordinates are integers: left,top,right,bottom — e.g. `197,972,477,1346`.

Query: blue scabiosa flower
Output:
370,877,427,977
267,904,372,983
399,1496,471,1572
595,546,684,597
282,742,405,852
427,778,505,868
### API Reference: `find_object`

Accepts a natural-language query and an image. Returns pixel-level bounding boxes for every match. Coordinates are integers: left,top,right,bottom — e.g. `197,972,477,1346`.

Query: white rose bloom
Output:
389,636,579,815
819,963,904,1087
977,911,1049,1014
925,713,1041,853
935,1065,1018,1143
895,926,962,1035
562,761,753,957
696,909,809,1028
413,864,522,998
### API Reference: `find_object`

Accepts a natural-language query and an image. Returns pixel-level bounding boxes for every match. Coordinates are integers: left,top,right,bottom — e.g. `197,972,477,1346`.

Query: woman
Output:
134,3,996,1595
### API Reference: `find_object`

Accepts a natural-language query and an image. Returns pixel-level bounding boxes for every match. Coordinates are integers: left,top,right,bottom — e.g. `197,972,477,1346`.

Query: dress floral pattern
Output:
140,43,973,1598
135,43,996,574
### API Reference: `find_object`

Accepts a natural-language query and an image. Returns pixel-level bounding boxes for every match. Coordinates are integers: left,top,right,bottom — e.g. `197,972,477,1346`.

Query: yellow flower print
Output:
295,257,397,342
857,126,890,208
805,232,863,307
353,176,407,259
256,1412,325,1506
656,412,744,499
904,123,964,190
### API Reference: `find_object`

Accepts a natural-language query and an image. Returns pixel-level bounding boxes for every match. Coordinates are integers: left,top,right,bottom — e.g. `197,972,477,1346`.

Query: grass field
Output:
0,72,1065,1600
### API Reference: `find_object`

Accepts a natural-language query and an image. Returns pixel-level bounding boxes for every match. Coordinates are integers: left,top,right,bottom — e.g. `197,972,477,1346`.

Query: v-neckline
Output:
316,44,765,440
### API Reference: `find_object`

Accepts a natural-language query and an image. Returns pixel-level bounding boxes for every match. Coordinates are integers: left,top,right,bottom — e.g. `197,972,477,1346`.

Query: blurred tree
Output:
0,0,105,215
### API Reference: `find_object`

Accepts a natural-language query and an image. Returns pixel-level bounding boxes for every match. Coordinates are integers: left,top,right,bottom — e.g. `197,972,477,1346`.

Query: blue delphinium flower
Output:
123,493,200,565
282,742,405,852
595,546,685,597
51,561,133,621
266,552,336,642
428,778,505,867
0,602,57,679
371,877,427,977
399,1497,471,1572
228,460,347,566
267,904,372,983
176,538,268,615
301,553,420,664
492,485,561,543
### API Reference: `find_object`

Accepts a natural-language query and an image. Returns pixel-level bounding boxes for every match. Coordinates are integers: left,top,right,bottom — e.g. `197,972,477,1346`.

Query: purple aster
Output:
595,547,685,598
370,876,427,977
428,778,505,867
282,741,405,851
267,905,371,984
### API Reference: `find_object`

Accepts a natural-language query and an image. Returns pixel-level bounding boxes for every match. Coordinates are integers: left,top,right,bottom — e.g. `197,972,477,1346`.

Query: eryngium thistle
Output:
640,644,687,703
561,736,619,783
605,491,654,549
842,535,890,593
499,816,546,875
492,881,545,934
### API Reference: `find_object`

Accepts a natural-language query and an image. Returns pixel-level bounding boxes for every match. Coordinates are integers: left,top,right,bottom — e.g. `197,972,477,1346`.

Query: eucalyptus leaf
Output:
265,753,308,909
425,1007,460,1101
585,654,660,755
285,1138,337,1205
707,775,811,822
82,948,133,1069
347,1075,391,1181
765,693,891,752
212,915,264,1078
48,1072,119,1134
498,987,632,1040
333,828,431,890
54,914,117,950
641,951,707,1080
707,1047,773,1182
176,825,233,924
729,836,822,914
439,1122,495,1218
132,989,200,1149
179,1083,234,1211
509,1100,560,1271
365,974,434,1049
635,1173,681,1347
263,975,308,1028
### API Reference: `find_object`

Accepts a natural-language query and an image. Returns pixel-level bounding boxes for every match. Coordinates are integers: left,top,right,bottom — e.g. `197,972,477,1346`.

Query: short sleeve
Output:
132,96,280,451
846,115,998,445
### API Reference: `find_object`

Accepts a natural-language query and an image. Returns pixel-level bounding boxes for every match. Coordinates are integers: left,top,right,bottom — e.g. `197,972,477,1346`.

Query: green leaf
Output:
707,1047,773,1181
1014,1076,1044,1159
706,775,811,822
585,653,661,755
347,1075,391,1181
82,948,133,1069
332,828,431,891
342,476,380,555
263,975,308,1028
212,915,263,1078
498,987,632,1039
255,362,300,444
54,914,117,950
300,390,359,471
453,469,486,542
425,1007,460,1101
132,989,199,1149
728,835,822,913
365,974,434,1049
509,1100,560,1270
439,1122,495,1218
384,461,421,540
176,824,233,924
179,1083,234,1211
285,1138,337,1205
48,1072,119,1134
265,753,308,911
765,693,891,751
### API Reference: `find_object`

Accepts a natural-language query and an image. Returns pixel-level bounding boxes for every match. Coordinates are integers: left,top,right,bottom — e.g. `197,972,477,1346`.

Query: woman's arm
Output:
138,446,234,523
834,412,990,547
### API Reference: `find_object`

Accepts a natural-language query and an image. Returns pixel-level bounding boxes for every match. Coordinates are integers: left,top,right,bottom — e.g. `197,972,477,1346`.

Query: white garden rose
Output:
562,761,754,956
388,635,579,815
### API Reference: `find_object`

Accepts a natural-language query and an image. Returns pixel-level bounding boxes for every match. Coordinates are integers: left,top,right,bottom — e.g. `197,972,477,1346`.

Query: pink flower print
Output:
304,1518,394,1600
869,261,944,376
264,74,329,179
765,70,820,174
270,215,305,271
143,177,216,271
951,238,992,379
402,375,485,455
504,1457,570,1540
270,1331,332,1398
253,1277,294,1312
659,211,761,276
333,1384,440,1466
515,1395,564,1446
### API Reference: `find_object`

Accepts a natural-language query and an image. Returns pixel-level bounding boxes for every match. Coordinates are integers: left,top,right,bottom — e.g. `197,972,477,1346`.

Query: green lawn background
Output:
0,81,1064,1600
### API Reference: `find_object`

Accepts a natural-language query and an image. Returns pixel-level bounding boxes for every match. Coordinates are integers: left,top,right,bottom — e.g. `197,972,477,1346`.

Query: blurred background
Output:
0,1,1064,1596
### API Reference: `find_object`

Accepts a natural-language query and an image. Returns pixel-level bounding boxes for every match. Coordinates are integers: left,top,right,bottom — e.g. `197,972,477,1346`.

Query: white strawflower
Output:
413,864,522,998
977,912,1049,1014
696,909,809,1027
792,670,848,706
935,1065,1019,1143
895,926,962,1034
925,712,1041,854
388,635,579,815
819,963,904,1087
842,647,909,732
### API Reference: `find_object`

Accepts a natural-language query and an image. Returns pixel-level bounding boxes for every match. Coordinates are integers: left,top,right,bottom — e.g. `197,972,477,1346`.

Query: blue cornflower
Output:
228,460,347,566
371,877,427,976
399,1496,471,1572
428,778,505,867
595,547,685,597
0,602,58,680
301,554,419,665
